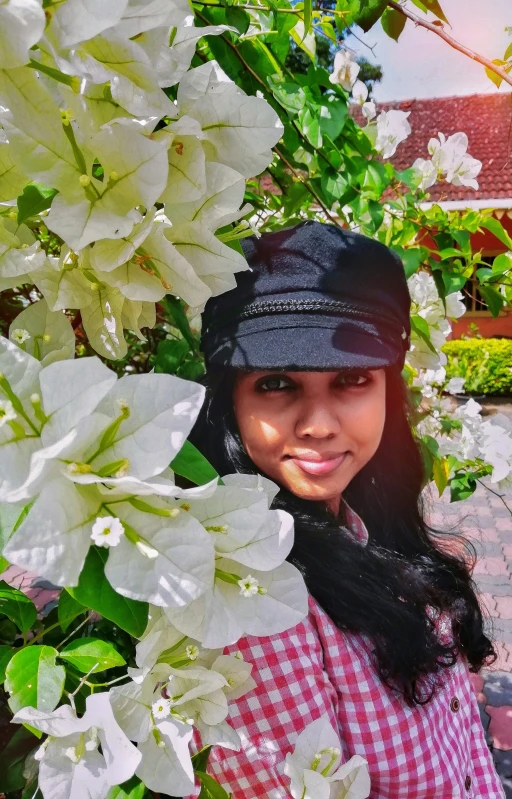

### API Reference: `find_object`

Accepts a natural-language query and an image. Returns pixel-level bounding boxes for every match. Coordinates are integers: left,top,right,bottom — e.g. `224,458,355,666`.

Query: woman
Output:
189,221,503,798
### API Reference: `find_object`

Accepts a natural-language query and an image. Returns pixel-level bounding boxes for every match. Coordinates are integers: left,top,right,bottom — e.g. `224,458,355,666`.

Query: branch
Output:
477,478,512,516
274,147,343,227
388,1,512,89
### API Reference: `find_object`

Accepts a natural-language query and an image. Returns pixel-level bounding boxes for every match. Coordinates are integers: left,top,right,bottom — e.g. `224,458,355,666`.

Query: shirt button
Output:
465,775,471,790
450,697,460,712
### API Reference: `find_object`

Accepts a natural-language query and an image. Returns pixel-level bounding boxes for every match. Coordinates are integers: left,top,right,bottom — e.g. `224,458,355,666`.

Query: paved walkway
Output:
2,480,512,794
426,482,512,795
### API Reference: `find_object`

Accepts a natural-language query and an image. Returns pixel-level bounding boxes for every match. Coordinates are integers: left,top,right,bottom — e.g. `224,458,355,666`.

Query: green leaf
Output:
354,0,388,32
303,0,312,34
59,637,125,673
491,252,512,274
410,315,437,354
450,472,477,502
106,776,149,799
161,295,198,350
410,0,449,23
0,727,39,794
318,97,347,141
196,771,231,799
432,455,450,496
380,7,406,40
170,440,218,486
480,217,512,249
441,270,466,295
479,284,504,317
225,7,250,34
17,182,58,225
58,589,85,632
392,246,424,278
0,580,37,634
68,547,148,638
0,644,14,683
154,338,189,375
320,168,348,204
485,63,504,88
270,81,306,115
298,106,322,148
192,746,213,773
5,645,65,713
504,41,512,62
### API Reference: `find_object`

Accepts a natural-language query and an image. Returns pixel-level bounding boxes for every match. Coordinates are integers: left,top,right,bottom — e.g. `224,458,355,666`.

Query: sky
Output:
346,0,511,102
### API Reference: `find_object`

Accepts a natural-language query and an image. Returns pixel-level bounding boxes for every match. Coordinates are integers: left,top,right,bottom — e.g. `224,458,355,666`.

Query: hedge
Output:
443,338,512,396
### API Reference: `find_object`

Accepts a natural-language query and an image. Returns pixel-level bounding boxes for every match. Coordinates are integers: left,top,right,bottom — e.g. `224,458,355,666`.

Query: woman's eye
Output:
256,376,292,392
338,372,370,387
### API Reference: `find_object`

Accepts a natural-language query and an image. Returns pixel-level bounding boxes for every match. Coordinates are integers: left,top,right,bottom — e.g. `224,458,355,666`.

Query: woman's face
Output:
233,368,386,514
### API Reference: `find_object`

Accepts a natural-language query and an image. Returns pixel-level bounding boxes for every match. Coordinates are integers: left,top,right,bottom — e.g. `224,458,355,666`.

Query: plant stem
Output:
56,611,94,650
388,0,512,89
476,478,512,515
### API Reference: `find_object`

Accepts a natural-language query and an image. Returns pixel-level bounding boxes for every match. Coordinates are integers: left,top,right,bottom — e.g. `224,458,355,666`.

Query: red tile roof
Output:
353,93,512,202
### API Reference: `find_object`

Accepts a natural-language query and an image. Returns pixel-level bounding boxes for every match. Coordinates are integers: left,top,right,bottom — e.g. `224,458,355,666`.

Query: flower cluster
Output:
285,716,370,799
412,132,482,191
0,0,283,359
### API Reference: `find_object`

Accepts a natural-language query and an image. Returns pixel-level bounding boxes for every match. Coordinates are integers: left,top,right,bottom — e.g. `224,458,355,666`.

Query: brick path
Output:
426,481,512,796
2,480,511,794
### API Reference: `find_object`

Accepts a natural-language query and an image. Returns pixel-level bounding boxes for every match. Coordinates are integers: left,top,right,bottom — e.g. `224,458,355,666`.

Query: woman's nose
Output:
295,403,341,439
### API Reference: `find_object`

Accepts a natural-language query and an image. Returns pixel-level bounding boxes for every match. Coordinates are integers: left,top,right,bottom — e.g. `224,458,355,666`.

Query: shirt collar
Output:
340,497,369,546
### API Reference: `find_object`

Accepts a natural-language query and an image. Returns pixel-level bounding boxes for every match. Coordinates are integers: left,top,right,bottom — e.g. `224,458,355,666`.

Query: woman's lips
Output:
288,453,347,476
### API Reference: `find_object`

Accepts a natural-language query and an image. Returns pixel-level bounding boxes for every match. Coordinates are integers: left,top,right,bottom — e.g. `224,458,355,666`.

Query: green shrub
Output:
443,338,512,396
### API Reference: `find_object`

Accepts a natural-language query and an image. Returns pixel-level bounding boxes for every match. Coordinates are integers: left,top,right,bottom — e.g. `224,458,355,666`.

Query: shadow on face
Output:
233,368,387,516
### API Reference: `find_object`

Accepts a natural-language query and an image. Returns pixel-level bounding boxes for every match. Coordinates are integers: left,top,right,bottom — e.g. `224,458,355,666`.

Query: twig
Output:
477,478,512,515
56,611,94,651
274,147,343,227
388,1,512,89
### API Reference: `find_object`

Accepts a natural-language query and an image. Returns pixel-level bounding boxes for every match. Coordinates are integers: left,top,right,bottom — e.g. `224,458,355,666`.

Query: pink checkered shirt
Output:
198,504,504,798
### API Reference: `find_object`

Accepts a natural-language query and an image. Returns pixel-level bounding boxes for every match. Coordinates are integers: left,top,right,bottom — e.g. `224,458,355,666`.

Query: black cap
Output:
200,221,411,371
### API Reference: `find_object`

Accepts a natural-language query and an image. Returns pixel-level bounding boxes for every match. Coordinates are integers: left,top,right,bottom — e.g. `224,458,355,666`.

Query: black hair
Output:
188,364,496,705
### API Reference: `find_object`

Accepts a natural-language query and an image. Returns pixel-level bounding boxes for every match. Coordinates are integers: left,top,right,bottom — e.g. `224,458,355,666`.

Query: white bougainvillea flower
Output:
110,0,191,40
329,49,360,91
351,80,367,104
9,300,75,365
91,216,213,308
285,717,370,799
67,33,176,119
367,110,411,159
0,216,46,291
411,157,438,191
164,161,247,232
445,376,466,395
164,557,308,648
46,124,169,250
13,693,141,799
136,717,195,797
91,515,125,547
150,18,236,89
428,131,468,175
180,477,294,571
177,61,284,178
0,133,27,201
164,218,249,298
0,336,43,500
446,153,482,190
479,414,512,484
46,0,128,48
0,0,46,68
10,328,30,345
100,500,215,606
362,100,376,121
0,69,82,195
110,662,196,795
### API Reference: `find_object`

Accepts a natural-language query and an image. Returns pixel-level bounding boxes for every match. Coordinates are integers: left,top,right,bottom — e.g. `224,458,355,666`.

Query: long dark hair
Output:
188,365,495,705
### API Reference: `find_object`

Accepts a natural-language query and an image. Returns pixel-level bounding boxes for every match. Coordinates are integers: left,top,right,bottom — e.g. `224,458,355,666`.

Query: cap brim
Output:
205,324,399,370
